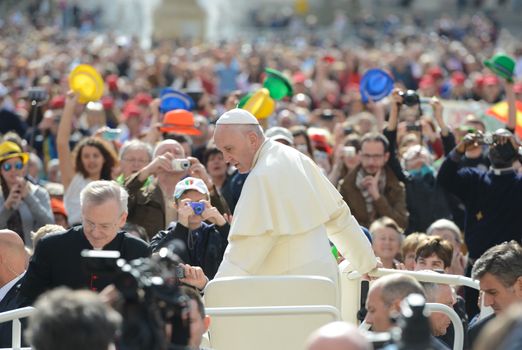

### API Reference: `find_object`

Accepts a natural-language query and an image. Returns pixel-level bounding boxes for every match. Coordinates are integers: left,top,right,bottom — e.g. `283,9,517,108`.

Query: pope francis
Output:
212,109,378,285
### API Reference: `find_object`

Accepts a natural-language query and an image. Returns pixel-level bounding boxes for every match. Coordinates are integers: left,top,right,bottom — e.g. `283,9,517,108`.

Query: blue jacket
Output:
150,221,229,279
437,150,522,259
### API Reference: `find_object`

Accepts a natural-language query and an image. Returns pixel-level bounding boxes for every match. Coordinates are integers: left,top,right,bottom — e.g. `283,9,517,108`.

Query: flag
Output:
485,100,522,138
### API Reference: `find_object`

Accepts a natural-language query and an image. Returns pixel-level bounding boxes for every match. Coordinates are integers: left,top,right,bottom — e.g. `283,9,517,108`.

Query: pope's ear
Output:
247,130,259,146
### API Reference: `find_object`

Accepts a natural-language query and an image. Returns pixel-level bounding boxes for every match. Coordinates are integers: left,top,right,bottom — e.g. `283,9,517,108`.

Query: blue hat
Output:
159,88,195,113
360,69,394,104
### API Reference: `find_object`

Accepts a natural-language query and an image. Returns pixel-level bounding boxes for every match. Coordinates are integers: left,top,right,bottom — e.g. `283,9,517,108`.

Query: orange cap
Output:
160,109,202,135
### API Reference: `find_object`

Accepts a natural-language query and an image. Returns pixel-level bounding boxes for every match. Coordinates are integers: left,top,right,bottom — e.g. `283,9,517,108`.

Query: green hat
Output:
483,53,516,83
263,68,293,101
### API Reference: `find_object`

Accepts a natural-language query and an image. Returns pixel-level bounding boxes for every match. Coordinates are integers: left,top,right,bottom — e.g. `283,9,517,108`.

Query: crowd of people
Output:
0,4,522,350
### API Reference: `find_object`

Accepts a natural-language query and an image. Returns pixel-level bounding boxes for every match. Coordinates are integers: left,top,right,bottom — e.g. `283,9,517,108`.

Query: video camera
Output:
364,294,437,350
81,241,191,350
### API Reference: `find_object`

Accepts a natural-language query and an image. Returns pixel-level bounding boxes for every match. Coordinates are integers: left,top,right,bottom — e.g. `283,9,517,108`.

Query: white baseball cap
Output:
174,177,209,199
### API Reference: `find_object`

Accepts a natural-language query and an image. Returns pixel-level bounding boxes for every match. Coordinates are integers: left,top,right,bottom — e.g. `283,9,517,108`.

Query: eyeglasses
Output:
360,153,385,160
83,218,119,232
2,161,24,172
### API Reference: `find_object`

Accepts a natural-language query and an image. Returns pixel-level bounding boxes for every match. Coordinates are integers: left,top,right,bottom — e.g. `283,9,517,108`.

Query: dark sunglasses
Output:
2,161,24,172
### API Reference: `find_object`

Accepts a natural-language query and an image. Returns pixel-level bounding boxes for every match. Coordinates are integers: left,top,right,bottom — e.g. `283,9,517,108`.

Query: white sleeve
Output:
326,202,377,274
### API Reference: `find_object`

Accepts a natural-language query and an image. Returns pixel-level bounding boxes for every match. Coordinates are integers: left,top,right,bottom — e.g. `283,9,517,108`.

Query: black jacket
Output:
405,172,453,234
0,279,26,348
19,225,150,305
150,221,229,279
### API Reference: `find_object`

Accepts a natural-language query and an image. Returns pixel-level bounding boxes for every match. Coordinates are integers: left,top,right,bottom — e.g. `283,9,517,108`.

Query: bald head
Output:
0,230,28,286
306,322,372,350
153,139,185,159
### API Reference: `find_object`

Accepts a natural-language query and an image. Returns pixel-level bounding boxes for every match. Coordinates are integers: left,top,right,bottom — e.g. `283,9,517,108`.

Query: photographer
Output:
437,129,522,264
150,177,229,280
0,141,53,247
437,128,522,318
125,139,230,239
384,89,452,234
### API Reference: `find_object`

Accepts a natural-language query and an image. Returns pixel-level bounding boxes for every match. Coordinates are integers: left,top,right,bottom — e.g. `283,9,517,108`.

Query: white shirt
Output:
64,173,92,225
0,273,24,303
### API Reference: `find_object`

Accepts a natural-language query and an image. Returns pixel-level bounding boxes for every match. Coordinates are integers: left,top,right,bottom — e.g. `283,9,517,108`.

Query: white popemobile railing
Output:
0,268,489,350
0,307,35,350
340,267,484,350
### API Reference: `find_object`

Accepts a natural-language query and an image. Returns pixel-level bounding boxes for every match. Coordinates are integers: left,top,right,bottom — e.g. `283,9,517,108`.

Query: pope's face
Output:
213,125,260,174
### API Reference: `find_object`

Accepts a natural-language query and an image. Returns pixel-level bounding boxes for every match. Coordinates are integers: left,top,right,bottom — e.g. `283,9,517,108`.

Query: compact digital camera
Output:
189,202,205,216
172,159,190,172
27,87,48,103
343,146,357,158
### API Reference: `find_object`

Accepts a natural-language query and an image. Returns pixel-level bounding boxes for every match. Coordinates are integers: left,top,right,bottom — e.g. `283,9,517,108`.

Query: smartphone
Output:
406,123,421,132
102,128,122,141
343,146,356,158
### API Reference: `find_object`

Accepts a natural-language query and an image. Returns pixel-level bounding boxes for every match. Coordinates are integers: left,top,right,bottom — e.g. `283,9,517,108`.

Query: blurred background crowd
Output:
0,0,522,349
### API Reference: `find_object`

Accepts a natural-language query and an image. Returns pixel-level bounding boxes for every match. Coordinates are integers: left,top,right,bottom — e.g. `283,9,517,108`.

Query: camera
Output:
343,146,357,158
102,128,121,141
472,132,496,145
172,159,190,172
398,90,420,107
364,294,434,349
189,202,205,216
27,87,48,103
320,109,335,121
406,122,421,132
81,244,191,350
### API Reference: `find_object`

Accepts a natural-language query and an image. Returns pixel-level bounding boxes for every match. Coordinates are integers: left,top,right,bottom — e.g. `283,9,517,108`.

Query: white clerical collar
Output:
251,139,270,170
490,166,515,176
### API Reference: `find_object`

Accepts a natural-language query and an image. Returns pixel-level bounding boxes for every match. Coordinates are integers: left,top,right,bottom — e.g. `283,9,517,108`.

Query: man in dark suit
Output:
19,180,150,305
468,241,522,348
0,229,29,348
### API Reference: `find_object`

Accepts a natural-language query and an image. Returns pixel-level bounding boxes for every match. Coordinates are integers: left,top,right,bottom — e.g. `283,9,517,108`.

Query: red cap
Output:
49,95,66,109
106,74,119,91
474,75,484,87
428,66,444,79
309,134,333,155
483,75,499,86
451,71,466,85
322,55,336,64
122,103,141,119
293,72,307,84
101,96,114,110
419,75,435,89
134,92,152,106
51,198,67,218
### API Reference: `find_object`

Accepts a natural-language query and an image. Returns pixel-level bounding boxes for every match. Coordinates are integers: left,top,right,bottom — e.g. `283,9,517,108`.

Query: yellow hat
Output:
242,88,275,120
68,64,104,104
0,141,29,164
